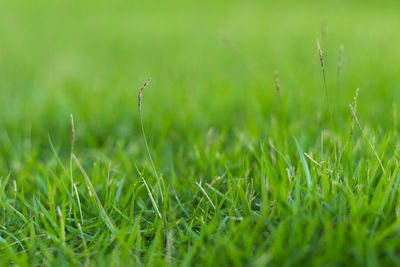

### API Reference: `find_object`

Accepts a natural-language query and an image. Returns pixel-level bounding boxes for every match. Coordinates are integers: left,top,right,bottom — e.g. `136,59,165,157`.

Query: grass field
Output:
1,0,400,266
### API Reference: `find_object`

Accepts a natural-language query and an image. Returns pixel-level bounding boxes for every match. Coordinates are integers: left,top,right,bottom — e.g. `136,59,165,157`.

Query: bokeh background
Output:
0,0,399,169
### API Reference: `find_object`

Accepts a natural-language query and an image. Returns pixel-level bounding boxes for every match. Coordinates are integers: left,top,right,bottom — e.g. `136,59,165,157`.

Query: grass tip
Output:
138,78,151,111
317,39,324,69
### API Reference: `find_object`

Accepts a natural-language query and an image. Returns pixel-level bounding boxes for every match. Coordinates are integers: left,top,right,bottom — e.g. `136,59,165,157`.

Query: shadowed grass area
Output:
1,0,400,265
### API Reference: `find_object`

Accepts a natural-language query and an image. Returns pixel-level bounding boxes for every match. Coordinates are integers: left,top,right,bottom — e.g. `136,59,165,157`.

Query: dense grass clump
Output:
1,0,400,266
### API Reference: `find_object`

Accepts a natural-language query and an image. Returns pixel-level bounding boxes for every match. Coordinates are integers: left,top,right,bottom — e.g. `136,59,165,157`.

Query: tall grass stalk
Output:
274,71,289,149
317,40,333,125
138,78,164,201
274,71,282,105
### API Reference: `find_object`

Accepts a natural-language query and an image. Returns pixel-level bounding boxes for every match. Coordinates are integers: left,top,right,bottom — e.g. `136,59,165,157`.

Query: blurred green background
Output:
0,0,399,168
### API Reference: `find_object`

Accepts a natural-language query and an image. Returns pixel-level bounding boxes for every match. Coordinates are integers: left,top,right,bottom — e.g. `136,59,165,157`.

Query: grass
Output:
1,0,400,266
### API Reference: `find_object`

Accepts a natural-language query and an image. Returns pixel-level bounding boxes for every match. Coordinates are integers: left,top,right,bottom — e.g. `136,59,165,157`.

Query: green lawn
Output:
1,0,400,266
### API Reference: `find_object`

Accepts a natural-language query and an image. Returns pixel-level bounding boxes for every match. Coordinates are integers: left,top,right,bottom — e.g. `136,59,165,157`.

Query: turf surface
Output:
1,0,400,266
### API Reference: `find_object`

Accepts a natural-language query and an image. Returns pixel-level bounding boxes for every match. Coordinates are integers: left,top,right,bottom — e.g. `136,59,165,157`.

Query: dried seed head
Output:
70,114,75,147
138,78,151,111
337,44,344,74
317,40,324,69
274,71,281,100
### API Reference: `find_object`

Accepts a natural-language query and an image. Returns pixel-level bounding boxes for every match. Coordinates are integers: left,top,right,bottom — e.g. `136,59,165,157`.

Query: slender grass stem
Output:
138,78,164,201
73,183,84,225
321,62,334,128
318,40,333,126
136,165,162,220
321,69,332,116
349,104,385,174
274,71,289,149
139,110,164,201
274,71,282,106
195,181,216,211
72,154,117,233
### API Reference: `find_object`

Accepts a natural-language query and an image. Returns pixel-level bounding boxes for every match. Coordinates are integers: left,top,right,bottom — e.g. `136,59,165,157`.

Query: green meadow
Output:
1,0,400,265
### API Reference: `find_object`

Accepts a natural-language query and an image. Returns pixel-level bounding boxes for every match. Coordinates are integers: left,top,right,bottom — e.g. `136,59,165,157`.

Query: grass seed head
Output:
349,104,361,129
317,40,324,69
138,78,151,111
274,71,281,100
352,88,359,112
